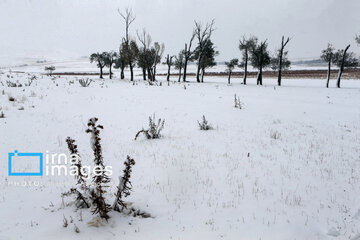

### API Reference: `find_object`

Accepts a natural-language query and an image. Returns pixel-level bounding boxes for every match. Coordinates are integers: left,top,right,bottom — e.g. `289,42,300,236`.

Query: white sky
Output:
0,0,359,62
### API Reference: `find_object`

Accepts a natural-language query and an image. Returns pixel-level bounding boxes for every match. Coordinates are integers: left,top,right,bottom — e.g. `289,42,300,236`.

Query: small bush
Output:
79,78,92,87
62,118,145,223
29,75,37,81
234,94,243,109
63,215,68,228
74,224,80,233
198,115,213,130
8,96,15,102
113,156,135,212
270,131,281,140
135,114,165,140
6,80,17,87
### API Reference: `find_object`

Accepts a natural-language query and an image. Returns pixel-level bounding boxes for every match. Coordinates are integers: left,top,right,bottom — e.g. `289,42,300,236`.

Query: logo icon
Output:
8,150,43,176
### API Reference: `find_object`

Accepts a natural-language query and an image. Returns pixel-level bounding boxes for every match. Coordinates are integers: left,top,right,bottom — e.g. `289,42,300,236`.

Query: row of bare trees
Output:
225,36,291,86
163,19,218,83
321,43,359,88
90,9,218,83
90,9,165,82
225,36,359,88
90,8,359,88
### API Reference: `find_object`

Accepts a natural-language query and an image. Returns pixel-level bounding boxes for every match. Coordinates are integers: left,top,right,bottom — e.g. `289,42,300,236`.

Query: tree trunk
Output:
167,65,171,81
178,67,182,82
100,67,103,79
243,54,248,85
257,67,263,85
336,68,343,88
336,44,350,88
109,64,112,79
228,71,232,84
183,44,188,82
183,59,188,82
196,62,201,83
129,64,134,81
277,36,290,86
121,67,125,79
277,49,283,86
147,68,151,80
201,68,205,83
142,68,146,80
153,66,157,81
326,60,331,88
277,68,282,86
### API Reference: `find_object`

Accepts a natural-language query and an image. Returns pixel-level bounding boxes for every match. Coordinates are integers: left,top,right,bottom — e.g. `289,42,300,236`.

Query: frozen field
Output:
0,71,359,240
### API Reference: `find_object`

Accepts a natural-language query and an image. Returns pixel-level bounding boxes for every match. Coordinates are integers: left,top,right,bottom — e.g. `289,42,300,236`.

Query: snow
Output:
0,56,329,74
0,68,359,240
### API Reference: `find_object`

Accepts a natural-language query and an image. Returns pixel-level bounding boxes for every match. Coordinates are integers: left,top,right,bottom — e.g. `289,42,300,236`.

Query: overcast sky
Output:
0,0,359,62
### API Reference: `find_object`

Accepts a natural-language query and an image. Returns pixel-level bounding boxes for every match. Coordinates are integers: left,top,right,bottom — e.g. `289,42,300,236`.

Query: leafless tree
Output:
165,54,174,82
194,19,215,83
118,8,135,45
275,36,290,86
183,33,195,82
137,29,152,80
239,35,257,85
118,8,137,81
320,43,335,88
151,42,165,81
174,50,185,82
104,51,117,79
336,44,350,88
333,44,358,88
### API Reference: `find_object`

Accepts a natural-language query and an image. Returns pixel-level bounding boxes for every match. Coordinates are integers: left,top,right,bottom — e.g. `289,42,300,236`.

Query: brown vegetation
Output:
159,68,360,79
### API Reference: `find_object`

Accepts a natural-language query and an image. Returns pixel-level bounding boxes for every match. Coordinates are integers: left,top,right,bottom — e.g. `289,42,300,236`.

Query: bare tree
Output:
183,33,195,82
320,43,335,88
238,36,257,85
333,45,358,88
118,8,137,81
274,36,290,86
174,50,185,82
104,51,117,79
118,8,135,45
164,54,174,82
151,42,165,81
114,47,126,79
194,19,215,83
137,29,152,80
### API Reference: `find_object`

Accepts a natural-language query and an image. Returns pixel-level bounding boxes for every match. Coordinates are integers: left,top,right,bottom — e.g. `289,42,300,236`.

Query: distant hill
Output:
292,59,326,66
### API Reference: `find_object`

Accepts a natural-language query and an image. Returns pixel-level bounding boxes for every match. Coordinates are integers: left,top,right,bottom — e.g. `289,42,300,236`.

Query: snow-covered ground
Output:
0,70,359,240
0,56,329,74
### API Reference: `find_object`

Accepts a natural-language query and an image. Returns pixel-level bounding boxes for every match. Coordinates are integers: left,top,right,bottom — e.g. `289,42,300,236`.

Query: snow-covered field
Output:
0,56,329,74
0,70,359,240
